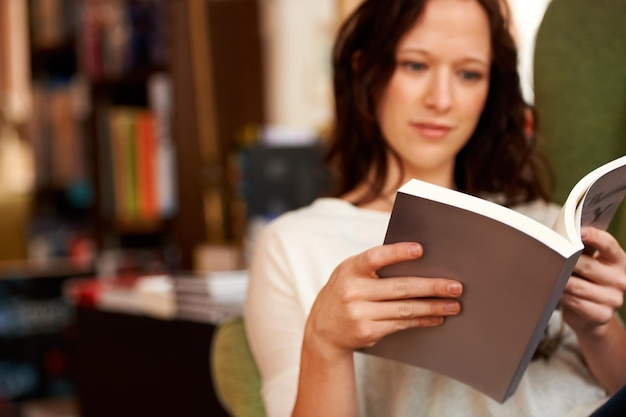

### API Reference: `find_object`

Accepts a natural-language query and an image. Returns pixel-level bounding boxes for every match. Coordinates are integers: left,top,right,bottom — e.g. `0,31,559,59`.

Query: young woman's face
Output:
377,0,491,187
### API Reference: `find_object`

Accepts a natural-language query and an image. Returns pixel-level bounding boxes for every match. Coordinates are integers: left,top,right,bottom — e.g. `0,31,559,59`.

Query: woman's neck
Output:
339,181,393,212
341,164,456,212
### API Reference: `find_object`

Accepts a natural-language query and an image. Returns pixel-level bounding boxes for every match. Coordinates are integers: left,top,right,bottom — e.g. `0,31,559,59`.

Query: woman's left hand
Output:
561,227,626,337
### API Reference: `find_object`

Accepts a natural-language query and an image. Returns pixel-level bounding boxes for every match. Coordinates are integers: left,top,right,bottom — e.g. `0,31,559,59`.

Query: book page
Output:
578,165,626,231
554,155,626,244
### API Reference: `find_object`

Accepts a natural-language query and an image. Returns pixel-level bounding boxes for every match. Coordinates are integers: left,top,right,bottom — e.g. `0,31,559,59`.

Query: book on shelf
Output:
363,155,626,403
176,301,243,324
148,73,178,218
30,79,88,191
136,111,158,220
78,0,168,78
108,107,135,220
168,271,248,323
107,104,172,223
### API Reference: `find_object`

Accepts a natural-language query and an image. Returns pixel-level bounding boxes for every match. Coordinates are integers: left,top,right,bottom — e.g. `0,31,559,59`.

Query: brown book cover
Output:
363,155,626,403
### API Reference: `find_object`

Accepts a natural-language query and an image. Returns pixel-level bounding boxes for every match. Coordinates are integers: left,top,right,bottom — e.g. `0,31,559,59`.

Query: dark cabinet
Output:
72,307,229,417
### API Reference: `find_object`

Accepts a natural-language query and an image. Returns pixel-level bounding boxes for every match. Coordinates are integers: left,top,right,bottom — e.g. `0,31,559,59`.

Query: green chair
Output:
533,0,626,318
210,317,266,417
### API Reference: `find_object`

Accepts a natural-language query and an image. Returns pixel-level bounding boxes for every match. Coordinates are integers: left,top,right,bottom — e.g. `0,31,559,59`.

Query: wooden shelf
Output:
0,258,93,281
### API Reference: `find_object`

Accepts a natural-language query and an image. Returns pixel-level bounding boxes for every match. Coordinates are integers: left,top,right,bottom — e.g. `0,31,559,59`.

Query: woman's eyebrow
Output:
397,48,490,67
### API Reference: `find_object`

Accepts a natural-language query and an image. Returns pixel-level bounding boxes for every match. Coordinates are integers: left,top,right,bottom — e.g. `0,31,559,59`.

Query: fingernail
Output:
408,243,422,257
426,317,444,326
432,317,445,325
445,301,460,313
447,283,462,296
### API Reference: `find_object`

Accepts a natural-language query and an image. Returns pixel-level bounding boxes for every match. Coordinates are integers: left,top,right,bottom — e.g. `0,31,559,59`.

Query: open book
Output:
362,155,626,403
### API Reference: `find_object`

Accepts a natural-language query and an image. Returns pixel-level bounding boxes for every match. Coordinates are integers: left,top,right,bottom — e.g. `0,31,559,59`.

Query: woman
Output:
245,0,626,416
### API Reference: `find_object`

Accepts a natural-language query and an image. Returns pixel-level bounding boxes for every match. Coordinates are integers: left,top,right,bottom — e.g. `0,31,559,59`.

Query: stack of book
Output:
173,270,248,324
65,274,177,320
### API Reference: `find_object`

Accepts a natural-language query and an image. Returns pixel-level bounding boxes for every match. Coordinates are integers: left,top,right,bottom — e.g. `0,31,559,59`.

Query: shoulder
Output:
249,197,390,270
259,197,390,242
255,198,353,244
265,198,355,228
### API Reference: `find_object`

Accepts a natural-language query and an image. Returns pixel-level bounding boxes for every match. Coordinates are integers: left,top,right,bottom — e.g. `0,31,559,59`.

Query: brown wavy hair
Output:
325,0,551,207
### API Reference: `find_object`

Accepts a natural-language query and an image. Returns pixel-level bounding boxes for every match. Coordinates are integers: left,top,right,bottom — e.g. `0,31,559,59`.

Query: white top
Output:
244,198,608,417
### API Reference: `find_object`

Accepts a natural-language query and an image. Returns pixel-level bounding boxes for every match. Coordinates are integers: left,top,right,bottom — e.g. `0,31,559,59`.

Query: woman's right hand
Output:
303,241,464,363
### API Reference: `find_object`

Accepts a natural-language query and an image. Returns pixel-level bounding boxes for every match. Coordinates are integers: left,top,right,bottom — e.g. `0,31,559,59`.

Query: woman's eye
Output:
402,61,426,72
459,70,483,81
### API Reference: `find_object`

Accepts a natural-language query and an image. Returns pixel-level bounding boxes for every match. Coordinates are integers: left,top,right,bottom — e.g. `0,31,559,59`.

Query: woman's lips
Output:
412,122,451,139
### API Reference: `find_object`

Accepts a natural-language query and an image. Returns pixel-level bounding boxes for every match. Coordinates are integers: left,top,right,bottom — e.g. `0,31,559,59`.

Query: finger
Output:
390,316,446,330
386,316,446,334
368,298,462,321
352,242,423,278
563,276,624,310
581,227,626,264
574,254,626,291
367,276,463,301
341,297,460,327
355,317,446,348
560,293,615,326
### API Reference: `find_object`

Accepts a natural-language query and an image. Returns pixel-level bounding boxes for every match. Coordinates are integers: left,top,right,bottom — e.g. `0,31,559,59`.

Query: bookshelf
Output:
8,0,265,410
25,0,265,271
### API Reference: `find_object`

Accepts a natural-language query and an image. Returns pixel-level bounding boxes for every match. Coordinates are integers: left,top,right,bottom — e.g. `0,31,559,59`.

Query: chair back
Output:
210,317,266,417
534,0,626,246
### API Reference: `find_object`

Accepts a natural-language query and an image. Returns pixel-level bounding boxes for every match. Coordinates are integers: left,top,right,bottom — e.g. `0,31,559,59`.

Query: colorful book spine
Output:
136,111,158,220
149,73,177,218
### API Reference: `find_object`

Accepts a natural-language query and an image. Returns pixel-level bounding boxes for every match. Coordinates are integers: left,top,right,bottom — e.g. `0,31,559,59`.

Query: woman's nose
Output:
424,72,453,112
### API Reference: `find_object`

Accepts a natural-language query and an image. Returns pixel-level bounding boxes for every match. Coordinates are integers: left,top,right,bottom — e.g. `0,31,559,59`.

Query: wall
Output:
1,0,31,122
505,0,553,104
0,1,34,261
259,0,337,135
